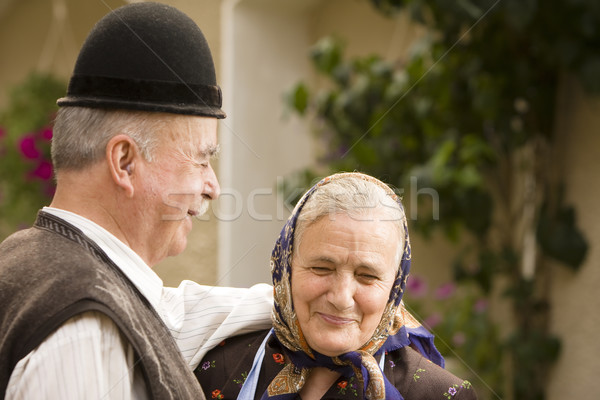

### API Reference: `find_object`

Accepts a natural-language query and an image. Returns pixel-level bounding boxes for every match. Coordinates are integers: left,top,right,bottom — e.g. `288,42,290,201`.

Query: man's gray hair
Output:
293,175,406,267
52,107,167,171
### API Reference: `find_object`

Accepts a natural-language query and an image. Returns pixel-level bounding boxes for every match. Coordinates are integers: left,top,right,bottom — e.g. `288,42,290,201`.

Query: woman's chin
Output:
308,337,355,357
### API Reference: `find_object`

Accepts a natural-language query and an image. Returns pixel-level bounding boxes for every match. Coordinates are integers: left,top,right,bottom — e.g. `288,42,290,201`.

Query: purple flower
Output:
448,386,457,395
406,275,427,298
19,135,40,159
30,161,53,181
434,282,456,300
389,360,396,368
201,361,211,370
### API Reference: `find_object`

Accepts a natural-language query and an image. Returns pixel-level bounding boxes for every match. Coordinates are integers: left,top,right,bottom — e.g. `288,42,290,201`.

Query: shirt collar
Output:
42,207,163,313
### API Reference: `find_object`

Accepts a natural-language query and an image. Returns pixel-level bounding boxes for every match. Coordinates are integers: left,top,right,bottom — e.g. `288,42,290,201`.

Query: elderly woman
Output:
196,172,477,399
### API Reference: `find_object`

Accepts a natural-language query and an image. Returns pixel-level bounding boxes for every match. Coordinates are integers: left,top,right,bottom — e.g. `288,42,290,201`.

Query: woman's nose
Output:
326,273,356,311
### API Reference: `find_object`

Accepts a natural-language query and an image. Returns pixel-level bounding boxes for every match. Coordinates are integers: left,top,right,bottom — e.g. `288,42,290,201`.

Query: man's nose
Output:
203,164,220,200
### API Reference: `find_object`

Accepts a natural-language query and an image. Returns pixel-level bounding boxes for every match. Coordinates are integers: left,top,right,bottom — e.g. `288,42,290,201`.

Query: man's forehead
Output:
164,115,218,142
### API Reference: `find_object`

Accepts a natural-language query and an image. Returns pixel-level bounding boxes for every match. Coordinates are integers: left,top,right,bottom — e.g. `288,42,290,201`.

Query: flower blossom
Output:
30,161,53,181
272,353,285,364
406,275,427,298
424,312,443,329
473,298,488,313
19,135,40,159
40,127,53,141
434,282,456,300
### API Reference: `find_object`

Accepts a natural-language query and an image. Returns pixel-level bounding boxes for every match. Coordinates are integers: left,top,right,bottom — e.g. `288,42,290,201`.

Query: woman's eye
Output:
358,274,379,282
310,267,332,274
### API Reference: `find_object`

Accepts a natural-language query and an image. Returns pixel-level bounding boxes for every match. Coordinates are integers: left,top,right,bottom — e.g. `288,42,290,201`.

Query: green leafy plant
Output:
0,72,66,239
284,1,594,398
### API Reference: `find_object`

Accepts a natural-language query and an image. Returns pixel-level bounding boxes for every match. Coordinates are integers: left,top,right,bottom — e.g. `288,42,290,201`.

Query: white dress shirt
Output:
6,207,273,399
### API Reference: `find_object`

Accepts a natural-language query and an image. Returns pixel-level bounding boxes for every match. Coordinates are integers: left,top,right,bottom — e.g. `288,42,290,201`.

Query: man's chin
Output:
168,237,188,259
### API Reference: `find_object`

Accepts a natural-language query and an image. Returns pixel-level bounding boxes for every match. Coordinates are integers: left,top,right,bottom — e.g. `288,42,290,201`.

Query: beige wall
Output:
217,0,318,286
547,78,600,399
0,0,127,106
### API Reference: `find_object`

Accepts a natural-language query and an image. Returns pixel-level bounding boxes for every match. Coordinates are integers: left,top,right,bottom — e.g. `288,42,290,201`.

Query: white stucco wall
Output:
218,0,317,286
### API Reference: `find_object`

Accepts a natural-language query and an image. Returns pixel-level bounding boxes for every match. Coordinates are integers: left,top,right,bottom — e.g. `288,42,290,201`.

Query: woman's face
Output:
291,212,400,356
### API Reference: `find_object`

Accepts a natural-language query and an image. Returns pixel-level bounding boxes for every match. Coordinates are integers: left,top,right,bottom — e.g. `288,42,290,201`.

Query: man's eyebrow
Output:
200,144,221,158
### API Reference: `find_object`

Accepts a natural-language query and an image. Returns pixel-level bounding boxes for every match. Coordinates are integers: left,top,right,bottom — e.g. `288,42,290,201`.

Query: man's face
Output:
134,115,220,266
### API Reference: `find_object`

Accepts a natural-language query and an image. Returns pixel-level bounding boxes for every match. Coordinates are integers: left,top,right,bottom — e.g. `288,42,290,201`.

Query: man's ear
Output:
106,134,139,197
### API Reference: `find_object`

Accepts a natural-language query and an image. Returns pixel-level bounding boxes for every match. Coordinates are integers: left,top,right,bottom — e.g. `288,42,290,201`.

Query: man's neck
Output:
51,167,132,253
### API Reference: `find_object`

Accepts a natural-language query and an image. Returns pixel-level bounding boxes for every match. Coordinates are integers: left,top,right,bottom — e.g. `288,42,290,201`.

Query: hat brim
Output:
57,96,226,119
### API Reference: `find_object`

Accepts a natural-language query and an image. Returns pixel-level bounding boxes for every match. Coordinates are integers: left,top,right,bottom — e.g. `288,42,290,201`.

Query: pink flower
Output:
40,127,53,141
30,161,53,180
473,298,488,313
406,275,428,298
19,135,40,159
434,282,456,300
424,312,442,329
452,332,466,347
0,127,5,139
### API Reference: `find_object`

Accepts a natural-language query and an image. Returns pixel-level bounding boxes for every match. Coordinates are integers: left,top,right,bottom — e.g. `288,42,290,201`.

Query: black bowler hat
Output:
57,2,225,118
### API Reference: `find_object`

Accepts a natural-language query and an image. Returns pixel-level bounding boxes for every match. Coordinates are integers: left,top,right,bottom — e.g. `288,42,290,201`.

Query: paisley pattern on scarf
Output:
268,172,412,400
266,364,308,396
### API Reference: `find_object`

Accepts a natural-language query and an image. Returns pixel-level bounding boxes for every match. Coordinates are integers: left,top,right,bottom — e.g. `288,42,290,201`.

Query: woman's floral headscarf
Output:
267,172,425,400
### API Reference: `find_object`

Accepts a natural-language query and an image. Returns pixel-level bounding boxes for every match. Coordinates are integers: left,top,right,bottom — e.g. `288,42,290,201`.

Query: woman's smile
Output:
316,312,357,326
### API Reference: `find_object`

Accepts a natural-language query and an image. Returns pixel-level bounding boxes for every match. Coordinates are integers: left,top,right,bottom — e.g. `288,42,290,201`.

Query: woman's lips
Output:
317,312,355,325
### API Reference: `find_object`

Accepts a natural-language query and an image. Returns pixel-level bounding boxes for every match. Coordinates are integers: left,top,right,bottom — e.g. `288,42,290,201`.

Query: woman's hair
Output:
293,174,406,267
51,107,170,171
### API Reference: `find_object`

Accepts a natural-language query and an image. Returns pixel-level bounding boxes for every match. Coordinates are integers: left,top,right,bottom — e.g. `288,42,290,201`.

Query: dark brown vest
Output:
0,211,205,399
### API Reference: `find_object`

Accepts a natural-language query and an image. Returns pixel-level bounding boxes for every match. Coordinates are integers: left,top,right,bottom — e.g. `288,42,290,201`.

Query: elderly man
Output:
0,3,271,399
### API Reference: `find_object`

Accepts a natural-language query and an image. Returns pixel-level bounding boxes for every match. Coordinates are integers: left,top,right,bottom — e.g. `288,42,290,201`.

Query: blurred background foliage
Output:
0,72,65,239
284,0,596,398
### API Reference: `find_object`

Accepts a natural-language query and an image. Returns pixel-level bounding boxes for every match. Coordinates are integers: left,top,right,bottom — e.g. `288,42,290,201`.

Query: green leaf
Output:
537,204,588,269
287,83,310,115
577,55,600,94
310,37,344,75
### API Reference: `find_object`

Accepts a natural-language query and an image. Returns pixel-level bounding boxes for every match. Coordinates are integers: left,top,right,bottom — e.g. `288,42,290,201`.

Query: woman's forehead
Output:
294,215,400,262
